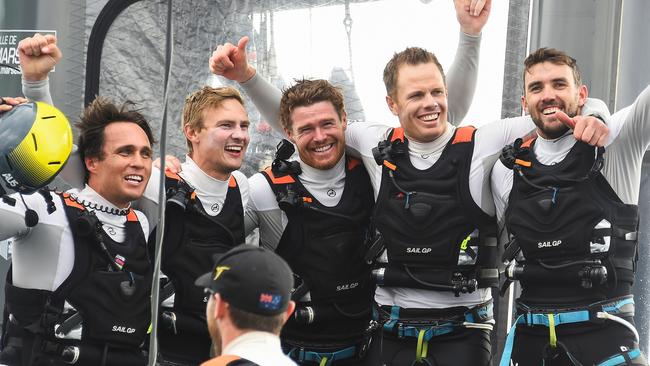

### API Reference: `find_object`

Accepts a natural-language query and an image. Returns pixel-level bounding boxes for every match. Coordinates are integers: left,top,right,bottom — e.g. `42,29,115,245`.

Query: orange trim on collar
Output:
228,175,237,188
263,167,296,184
451,126,476,144
347,157,361,170
390,127,405,143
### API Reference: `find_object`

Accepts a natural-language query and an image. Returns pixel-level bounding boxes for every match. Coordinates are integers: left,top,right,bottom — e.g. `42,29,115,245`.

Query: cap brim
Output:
194,271,213,289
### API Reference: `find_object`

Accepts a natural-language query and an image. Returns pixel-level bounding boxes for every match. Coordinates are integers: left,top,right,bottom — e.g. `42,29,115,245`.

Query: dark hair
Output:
228,305,285,334
279,79,346,131
524,47,582,86
76,96,155,182
383,47,445,98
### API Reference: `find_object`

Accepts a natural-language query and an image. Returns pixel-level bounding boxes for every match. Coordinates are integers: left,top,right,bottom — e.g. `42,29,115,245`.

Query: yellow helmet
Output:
0,101,73,193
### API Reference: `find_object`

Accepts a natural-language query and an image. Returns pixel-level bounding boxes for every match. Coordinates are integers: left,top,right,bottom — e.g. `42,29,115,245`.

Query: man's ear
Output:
284,128,296,144
521,95,529,114
283,301,296,325
213,294,228,320
85,156,98,176
184,123,199,143
386,95,399,116
341,112,348,131
577,84,588,108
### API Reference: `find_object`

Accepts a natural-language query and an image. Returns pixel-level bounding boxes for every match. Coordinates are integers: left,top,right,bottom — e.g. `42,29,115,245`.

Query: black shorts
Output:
365,327,491,366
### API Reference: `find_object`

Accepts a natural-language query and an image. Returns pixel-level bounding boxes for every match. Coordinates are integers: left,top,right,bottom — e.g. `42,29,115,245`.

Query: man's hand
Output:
209,36,256,83
557,111,609,147
153,155,182,174
17,33,62,82
0,97,28,113
454,0,491,36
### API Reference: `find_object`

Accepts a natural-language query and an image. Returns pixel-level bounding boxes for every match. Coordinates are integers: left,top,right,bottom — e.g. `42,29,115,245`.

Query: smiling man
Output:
15,33,253,365
208,2,497,364
213,7,612,365
154,86,252,365
0,96,156,366
493,47,650,366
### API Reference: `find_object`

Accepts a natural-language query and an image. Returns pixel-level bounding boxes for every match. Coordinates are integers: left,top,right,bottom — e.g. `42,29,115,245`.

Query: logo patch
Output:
538,240,562,249
114,254,126,270
2,173,18,187
211,203,220,212
406,247,432,254
213,266,230,280
259,292,282,310
327,189,336,197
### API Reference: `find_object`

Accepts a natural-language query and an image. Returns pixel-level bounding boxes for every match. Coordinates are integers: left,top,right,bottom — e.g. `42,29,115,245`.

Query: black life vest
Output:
156,171,245,363
160,170,245,316
372,126,498,295
503,138,639,306
0,191,151,366
262,156,375,342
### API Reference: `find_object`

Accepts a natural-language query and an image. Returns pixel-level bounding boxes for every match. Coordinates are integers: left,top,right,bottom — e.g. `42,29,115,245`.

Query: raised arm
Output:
18,33,61,105
209,36,284,133
446,0,490,124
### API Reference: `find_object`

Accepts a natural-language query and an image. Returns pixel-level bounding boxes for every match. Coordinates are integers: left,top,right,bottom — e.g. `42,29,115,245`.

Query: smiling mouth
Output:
542,106,562,115
419,112,440,122
125,175,143,183
225,145,243,153
313,143,334,153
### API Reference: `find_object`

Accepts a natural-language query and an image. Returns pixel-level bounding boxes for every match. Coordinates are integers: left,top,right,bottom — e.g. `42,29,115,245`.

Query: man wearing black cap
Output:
195,246,297,366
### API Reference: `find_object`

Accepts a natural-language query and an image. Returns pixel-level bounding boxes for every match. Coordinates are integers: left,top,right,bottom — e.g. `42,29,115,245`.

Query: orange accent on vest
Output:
263,167,296,184
62,194,85,210
390,127,405,142
164,169,181,181
383,160,397,171
200,355,242,366
126,210,138,222
347,157,361,170
514,159,532,168
451,126,476,144
191,192,197,200
521,137,536,148
228,175,237,188
303,197,313,203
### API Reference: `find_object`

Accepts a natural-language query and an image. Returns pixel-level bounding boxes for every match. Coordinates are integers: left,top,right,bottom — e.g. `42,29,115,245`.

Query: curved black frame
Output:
84,0,141,106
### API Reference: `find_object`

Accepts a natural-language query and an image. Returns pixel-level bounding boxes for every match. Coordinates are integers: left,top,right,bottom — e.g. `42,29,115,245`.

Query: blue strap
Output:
288,346,357,365
465,302,493,323
398,323,456,341
524,310,591,327
602,297,635,314
499,315,523,366
597,349,642,366
499,297,638,366
383,306,400,332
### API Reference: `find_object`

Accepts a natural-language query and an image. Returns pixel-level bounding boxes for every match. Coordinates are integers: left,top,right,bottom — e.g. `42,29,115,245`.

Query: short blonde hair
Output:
182,86,245,154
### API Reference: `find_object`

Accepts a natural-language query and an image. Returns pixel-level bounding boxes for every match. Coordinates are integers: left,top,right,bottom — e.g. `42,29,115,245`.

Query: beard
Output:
532,102,579,139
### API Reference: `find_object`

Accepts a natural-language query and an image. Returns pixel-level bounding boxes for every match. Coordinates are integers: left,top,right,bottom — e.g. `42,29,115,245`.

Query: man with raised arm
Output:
210,2,610,364
16,34,253,365
0,94,156,365
493,48,650,366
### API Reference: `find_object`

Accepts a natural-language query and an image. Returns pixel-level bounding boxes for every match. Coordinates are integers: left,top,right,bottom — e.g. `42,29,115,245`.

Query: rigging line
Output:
148,0,174,365
343,0,354,82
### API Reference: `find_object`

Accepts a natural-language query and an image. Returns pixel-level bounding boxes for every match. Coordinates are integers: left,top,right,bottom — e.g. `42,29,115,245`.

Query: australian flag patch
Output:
258,292,282,311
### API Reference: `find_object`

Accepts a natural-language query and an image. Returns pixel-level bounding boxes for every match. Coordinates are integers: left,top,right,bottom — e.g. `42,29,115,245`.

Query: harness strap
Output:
383,301,494,342
597,348,642,366
287,345,357,366
499,297,637,366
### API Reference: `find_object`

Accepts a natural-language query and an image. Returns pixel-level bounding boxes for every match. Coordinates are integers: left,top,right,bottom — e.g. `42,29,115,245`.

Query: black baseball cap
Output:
195,246,294,316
